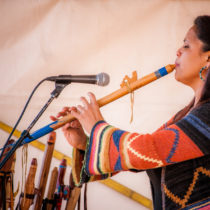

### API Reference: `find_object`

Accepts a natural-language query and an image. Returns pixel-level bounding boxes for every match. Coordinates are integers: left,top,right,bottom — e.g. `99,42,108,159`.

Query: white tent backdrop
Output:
0,0,210,209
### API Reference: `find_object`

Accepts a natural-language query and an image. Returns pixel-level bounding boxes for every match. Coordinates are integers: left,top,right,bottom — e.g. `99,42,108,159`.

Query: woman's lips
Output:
175,62,180,68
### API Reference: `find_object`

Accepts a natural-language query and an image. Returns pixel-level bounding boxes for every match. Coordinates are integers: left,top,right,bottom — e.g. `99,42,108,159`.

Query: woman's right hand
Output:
50,107,87,151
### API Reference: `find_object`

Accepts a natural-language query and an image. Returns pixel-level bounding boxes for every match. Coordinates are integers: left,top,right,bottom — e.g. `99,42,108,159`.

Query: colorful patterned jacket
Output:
72,101,210,210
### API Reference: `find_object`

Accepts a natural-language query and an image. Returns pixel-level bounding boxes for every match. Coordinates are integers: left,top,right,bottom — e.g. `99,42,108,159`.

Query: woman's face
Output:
175,27,210,89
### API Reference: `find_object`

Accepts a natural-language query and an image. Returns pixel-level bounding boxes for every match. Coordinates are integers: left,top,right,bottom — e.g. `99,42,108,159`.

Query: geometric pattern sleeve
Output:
71,147,114,187
72,101,209,185
83,120,204,175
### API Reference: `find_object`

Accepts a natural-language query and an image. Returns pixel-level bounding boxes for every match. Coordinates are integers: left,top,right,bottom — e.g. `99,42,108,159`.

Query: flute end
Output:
166,64,176,73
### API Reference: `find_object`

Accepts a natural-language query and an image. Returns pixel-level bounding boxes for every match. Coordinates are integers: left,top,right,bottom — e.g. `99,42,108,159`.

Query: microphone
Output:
46,72,110,86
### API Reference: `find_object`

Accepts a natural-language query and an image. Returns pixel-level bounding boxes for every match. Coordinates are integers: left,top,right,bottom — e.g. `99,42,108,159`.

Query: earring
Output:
199,66,207,81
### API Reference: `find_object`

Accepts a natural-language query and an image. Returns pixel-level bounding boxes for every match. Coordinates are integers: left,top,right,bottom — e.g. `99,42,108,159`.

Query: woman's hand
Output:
70,92,104,134
50,107,87,151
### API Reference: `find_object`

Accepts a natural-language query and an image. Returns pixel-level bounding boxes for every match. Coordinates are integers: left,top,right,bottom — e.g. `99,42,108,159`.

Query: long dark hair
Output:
174,15,210,123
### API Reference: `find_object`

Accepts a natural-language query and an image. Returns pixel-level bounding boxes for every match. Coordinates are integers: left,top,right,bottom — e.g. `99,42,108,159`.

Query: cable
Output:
0,78,48,159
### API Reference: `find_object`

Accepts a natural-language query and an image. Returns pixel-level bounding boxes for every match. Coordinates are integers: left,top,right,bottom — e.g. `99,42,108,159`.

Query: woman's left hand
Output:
70,92,105,134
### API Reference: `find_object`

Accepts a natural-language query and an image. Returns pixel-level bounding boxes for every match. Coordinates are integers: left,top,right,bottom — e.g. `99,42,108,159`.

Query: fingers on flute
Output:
50,115,57,121
61,120,81,132
88,92,104,119
80,96,90,108
56,107,69,118
51,106,77,121
64,106,77,112
71,108,81,120
62,122,72,131
56,106,76,118
69,120,82,128
88,92,97,106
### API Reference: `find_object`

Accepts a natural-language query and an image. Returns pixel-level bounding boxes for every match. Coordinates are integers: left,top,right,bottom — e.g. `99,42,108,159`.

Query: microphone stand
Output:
0,81,69,170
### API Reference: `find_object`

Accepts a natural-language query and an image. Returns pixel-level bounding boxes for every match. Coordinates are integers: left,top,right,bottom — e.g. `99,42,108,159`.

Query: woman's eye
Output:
183,45,189,48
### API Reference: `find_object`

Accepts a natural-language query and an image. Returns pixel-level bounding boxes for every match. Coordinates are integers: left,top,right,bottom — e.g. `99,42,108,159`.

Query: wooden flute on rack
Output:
18,64,175,145
20,158,37,210
33,132,56,210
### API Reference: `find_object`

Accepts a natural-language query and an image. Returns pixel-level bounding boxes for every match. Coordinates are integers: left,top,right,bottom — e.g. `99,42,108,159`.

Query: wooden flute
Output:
20,158,37,210
19,64,176,145
33,132,56,210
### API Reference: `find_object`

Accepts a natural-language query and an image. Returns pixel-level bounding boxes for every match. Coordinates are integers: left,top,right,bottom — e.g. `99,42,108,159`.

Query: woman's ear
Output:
206,53,210,68
206,55,210,68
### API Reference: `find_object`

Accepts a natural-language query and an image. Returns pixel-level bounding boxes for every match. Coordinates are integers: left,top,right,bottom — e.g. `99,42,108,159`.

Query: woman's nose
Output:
176,48,182,57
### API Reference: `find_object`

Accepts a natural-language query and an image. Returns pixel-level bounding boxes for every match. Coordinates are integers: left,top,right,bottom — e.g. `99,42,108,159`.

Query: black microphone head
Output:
96,73,110,86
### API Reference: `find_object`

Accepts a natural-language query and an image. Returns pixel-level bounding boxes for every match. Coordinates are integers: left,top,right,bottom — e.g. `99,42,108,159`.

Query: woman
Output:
51,15,210,209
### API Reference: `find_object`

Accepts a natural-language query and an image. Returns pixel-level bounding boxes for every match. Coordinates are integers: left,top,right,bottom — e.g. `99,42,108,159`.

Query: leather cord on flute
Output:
7,64,176,147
